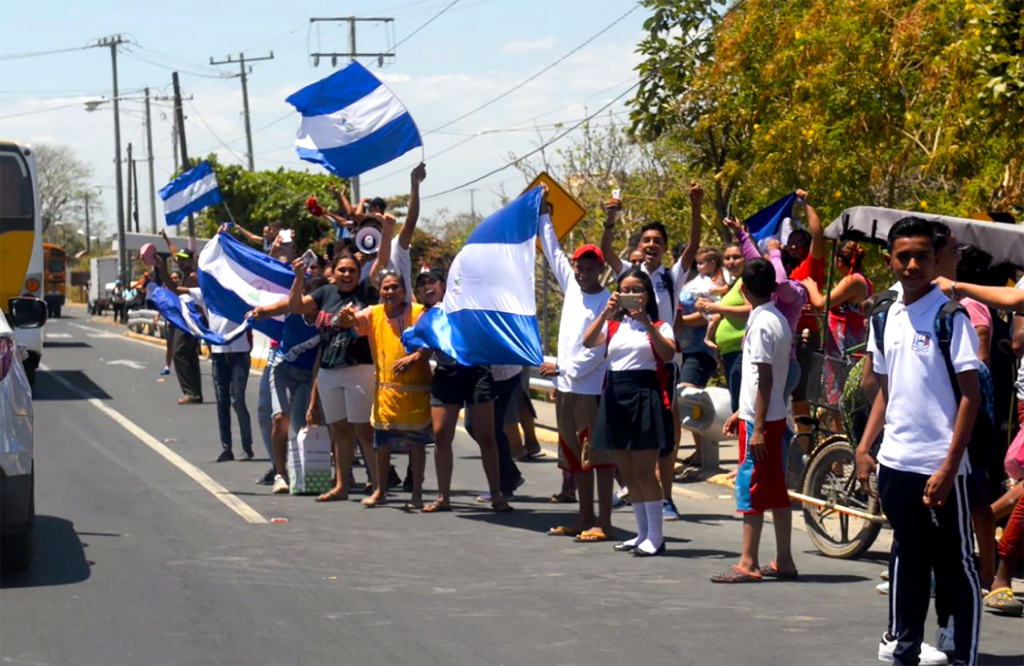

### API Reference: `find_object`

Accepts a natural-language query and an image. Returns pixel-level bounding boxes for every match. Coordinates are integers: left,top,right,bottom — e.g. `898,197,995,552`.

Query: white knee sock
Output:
639,501,664,554
623,502,648,546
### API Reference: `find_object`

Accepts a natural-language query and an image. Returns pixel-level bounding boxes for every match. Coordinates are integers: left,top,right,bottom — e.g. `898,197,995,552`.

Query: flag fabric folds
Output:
286,61,422,178
744,193,801,251
402,187,544,367
195,232,297,342
158,161,223,226
150,285,248,347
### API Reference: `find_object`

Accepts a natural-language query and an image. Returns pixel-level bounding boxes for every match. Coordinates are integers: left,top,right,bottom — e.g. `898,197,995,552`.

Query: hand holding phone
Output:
611,188,621,200
301,249,317,268
618,293,642,312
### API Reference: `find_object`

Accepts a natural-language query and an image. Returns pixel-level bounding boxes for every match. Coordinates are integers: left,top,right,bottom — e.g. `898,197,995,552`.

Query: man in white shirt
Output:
189,288,255,463
538,190,613,542
600,182,705,522
712,258,795,583
856,217,982,666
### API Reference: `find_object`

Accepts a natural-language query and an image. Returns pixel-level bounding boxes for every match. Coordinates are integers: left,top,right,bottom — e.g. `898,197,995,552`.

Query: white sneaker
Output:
271,474,289,494
935,619,954,653
878,634,948,665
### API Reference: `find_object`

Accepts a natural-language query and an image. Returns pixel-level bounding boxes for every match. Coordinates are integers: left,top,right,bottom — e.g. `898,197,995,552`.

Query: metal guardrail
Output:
126,309,168,339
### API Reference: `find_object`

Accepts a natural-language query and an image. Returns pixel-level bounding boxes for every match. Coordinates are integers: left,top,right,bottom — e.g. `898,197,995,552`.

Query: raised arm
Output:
233,224,263,247
329,183,354,218
158,229,178,256
537,186,573,292
797,189,825,261
675,182,704,288
287,258,318,315
600,198,624,277
367,215,396,281
398,163,427,251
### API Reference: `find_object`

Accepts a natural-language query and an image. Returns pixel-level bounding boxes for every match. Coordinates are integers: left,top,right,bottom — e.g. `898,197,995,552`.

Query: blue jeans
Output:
721,350,742,413
257,355,276,461
212,352,253,453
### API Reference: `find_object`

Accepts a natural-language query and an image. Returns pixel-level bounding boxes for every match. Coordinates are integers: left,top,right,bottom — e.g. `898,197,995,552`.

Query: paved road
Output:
2,309,1021,666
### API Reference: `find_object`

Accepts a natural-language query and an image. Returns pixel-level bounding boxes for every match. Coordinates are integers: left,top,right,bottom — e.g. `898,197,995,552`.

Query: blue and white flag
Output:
286,61,422,178
744,193,802,251
195,232,297,342
403,187,544,367
158,161,223,226
151,285,249,347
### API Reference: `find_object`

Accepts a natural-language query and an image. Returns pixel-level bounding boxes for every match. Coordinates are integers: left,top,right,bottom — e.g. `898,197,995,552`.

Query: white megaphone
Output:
353,220,383,255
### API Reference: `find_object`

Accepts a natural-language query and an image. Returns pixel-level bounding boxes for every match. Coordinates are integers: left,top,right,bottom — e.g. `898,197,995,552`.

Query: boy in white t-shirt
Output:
856,217,982,666
712,258,794,583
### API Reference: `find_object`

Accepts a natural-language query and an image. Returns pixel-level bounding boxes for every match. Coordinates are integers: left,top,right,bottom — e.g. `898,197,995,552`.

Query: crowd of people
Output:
131,164,1021,666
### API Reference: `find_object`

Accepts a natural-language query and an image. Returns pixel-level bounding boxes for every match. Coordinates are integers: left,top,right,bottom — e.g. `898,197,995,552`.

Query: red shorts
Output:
735,419,790,514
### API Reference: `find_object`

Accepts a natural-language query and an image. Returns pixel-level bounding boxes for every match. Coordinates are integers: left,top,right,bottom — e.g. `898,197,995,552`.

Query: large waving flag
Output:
151,286,248,346
403,187,544,366
744,193,801,251
286,61,422,177
158,161,223,226
195,232,297,342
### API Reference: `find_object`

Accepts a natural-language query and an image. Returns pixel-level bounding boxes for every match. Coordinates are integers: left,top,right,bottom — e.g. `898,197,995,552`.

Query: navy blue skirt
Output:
592,370,673,453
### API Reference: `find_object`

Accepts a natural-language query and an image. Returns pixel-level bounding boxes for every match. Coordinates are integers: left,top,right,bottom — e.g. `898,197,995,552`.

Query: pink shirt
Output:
961,296,991,359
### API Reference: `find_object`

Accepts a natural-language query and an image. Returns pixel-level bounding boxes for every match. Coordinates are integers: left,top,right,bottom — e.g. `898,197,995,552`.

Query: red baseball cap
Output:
572,244,604,265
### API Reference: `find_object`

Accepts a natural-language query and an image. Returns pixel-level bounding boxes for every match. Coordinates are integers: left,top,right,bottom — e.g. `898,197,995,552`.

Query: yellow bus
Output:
42,243,67,318
0,139,44,385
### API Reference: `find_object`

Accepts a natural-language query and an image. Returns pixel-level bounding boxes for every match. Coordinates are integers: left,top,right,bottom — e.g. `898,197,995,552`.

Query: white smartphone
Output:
611,188,621,200
278,229,294,244
301,249,317,268
618,293,642,311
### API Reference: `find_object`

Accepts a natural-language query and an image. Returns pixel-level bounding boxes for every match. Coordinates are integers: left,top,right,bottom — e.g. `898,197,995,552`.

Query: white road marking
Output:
40,363,268,525
107,359,146,370
45,333,72,339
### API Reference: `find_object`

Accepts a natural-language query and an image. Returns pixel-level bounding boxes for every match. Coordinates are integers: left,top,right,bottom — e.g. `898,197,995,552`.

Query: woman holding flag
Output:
285,217,395,502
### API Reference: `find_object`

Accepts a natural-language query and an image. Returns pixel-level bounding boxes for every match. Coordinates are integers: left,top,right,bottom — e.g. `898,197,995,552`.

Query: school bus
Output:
0,139,44,385
42,243,67,318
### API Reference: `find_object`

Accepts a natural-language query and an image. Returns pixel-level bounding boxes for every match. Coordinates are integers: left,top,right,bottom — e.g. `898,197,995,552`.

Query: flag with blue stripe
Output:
151,285,249,347
402,187,544,366
158,161,223,226
744,193,801,251
286,61,422,178
195,232,297,342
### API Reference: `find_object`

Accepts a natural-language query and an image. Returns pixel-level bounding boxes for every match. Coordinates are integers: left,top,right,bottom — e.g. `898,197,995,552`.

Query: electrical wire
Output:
0,101,91,121
391,0,462,51
421,79,641,201
423,3,641,136
121,47,231,80
0,44,92,61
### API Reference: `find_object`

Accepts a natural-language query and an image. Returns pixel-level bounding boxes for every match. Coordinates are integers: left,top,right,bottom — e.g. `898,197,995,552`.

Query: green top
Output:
714,279,747,355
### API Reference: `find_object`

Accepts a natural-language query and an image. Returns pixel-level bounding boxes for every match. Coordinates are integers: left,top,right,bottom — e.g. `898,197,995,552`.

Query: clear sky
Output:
0,0,645,237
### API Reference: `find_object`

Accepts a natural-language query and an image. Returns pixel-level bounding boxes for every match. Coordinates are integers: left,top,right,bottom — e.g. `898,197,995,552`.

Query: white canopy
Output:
825,206,1024,269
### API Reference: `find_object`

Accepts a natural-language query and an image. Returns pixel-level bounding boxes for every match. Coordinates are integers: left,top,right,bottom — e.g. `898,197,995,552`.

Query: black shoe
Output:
387,466,402,489
215,450,235,463
256,468,275,485
239,449,254,462
613,542,637,553
631,542,666,558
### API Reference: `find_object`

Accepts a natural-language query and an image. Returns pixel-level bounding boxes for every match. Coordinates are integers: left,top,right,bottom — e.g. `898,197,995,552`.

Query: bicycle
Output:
791,345,884,559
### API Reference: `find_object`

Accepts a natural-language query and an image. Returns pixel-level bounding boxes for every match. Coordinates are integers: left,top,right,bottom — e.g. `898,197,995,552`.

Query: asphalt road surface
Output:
2,308,1021,666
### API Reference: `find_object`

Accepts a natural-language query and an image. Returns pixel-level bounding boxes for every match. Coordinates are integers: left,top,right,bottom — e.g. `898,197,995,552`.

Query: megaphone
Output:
353,220,383,255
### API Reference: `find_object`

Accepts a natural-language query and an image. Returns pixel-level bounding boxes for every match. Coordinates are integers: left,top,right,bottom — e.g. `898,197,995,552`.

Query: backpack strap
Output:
647,320,672,409
868,289,899,361
935,300,994,423
605,319,621,358
659,271,676,313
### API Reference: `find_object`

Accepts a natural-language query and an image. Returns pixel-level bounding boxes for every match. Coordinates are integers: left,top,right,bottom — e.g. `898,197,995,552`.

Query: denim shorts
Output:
270,358,314,419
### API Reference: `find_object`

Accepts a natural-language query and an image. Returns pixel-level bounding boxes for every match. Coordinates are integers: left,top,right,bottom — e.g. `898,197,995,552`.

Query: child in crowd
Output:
712,258,794,583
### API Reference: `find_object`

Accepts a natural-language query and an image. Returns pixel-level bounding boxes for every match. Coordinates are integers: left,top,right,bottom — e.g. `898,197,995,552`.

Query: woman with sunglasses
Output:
583,267,676,557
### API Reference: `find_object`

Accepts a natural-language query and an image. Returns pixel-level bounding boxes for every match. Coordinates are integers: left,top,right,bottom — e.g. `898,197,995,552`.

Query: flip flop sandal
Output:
549,492,577,504
403,502,424,513
710,566,763,583
547,526,582,537
983,588,1024,616
361,497,387,508
574,529,609,543
759,561,799,580
423,501,451,513
491,501,515,513
316,489,348,502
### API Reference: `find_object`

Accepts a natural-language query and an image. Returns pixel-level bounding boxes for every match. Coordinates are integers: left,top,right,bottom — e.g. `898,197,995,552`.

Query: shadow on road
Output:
0,516,91,589
33,370,111,401
43,341,92,349
979,654,1024,666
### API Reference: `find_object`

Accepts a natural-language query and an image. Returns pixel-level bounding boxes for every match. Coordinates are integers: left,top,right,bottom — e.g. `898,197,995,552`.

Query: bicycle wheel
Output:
801,435,882,559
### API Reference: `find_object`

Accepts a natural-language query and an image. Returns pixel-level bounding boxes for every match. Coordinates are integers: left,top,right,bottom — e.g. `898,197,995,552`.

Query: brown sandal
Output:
423,500,451,513
316,488,348,502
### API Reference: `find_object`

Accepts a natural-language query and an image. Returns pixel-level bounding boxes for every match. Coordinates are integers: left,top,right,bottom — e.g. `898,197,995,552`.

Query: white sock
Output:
623,503,648,546
638,501,664,554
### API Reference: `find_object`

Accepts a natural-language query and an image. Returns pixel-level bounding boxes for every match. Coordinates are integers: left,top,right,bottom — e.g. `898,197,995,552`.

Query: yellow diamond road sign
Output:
524,172,587,245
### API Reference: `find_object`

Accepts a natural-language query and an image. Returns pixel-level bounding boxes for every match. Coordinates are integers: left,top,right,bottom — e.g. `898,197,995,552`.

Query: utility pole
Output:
96,35,128,281
131,157,140,233
309,16,395,204
83,191,92,255
171,72,195,248
171,119,179,172
209,52,274,171
126,142,134,236
144,87,158,233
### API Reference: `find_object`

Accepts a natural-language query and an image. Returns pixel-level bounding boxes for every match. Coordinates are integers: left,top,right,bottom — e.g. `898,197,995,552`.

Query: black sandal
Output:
491,500,515,513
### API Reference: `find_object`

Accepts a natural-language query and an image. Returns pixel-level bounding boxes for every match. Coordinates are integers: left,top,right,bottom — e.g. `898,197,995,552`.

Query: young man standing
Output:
712,258,794,583
857,217,982,666
601,182,704,521
157,231,203,405
538,187,613,542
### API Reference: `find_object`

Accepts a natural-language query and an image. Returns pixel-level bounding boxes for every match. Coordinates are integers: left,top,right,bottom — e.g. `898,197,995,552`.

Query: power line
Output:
424,3,641,136
421,79,642,201
391,0,461,51
121,47,231,80
0,100,90,121
0,44,92,61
